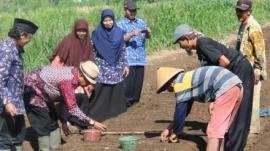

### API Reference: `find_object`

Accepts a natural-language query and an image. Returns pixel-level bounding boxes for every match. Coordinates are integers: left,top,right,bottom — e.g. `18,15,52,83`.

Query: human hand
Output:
84,85,94,97
254,72,260,84
208,102,214,115
132,29,141,36
160,129,170,142
61,122,72,136
142,28,151,38
51,55,64,67
5,103,17,117
91,120,107,132
123,67,129,77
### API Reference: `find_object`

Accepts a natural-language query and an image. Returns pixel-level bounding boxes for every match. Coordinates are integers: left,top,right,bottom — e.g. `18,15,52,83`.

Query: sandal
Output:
259,108,270,117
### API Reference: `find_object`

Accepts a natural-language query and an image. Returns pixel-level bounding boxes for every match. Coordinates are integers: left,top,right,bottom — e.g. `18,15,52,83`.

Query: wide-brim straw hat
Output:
79,61,100,84
156,67,184,93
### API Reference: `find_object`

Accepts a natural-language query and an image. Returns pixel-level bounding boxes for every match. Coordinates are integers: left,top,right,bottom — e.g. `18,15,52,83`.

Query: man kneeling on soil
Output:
157,66,243,151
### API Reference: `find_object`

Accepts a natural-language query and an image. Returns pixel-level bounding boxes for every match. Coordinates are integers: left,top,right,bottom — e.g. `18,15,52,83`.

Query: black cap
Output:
236,0,252,11
124,0,139,10
13,18,38,34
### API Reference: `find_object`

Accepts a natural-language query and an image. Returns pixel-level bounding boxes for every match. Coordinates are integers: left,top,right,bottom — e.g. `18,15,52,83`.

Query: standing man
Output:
118,0,151,107
235,0,266,134
173,24,254,151
0,18,38,151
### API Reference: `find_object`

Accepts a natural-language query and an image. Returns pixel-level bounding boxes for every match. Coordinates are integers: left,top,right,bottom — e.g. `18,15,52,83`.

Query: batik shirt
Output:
0,38,25,115
236,15,267,80
94,48,128,85
117,17,149,66
24,67,91,123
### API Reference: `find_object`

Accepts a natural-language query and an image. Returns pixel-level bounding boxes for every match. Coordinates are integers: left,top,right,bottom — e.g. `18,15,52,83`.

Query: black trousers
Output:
25,104,59,136
124,66,145,107
0,113,26,150
225,58,254,151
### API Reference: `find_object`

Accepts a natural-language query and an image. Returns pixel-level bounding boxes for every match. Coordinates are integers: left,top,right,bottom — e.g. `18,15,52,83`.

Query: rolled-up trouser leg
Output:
250,81,261,134
38,136,49,151
14,145,22,151
25,105,59,151
0,149,10,151
49,128,61,149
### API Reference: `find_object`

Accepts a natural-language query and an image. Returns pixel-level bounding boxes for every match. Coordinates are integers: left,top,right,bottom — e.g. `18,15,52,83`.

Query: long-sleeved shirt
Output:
172,66,242,133
236,15,267,80
117,17,148,66
24,66,90,123
0,38,25,115
94,47,128,85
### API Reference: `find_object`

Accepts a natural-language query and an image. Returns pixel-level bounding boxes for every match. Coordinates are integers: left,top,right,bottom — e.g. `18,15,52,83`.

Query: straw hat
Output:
79,61,100,84
156,67,184,93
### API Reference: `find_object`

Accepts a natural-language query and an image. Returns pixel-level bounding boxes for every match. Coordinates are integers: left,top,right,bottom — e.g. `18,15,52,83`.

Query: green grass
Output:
0,0,269,73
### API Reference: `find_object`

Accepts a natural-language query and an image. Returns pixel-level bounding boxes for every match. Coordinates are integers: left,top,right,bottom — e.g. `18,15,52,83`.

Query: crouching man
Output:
157,66,243,151
24,61,107,151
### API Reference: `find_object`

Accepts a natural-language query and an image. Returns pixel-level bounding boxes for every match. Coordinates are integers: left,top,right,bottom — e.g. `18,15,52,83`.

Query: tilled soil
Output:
23,25,270,151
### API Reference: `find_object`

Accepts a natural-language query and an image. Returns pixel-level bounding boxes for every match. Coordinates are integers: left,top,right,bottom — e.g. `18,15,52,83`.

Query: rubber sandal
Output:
260,108,270,117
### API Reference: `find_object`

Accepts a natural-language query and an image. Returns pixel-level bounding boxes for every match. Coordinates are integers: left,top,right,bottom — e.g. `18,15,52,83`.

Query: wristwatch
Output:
90,119,95,126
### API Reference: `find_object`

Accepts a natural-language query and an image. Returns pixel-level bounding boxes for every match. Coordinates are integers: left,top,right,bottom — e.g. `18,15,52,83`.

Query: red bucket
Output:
82,129,102,142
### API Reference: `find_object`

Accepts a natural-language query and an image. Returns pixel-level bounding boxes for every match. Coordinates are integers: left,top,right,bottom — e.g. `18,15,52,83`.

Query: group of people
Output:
0,0,266,151
157,0,266,151
0,0,150,150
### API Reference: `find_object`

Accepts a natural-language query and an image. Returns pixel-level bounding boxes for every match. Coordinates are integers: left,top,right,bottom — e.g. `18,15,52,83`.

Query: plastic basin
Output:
118,135,140,151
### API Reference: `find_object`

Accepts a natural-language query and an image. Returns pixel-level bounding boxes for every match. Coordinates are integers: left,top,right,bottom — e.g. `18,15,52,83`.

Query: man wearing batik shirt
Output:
24,61,106,150
0,18,38,151
235,0,266,134
118,0,151,107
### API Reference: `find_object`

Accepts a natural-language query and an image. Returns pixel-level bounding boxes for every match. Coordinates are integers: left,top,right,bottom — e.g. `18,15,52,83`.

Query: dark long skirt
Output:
124,66,145,107
0,113,26,150
225,58,254,151
87,81,127,122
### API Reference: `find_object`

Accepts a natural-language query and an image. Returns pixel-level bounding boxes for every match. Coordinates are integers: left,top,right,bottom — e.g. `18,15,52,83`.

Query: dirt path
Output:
23,25,270,151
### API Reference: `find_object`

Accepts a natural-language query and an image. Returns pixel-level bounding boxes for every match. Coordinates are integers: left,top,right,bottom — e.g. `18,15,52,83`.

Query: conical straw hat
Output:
156,67,184,93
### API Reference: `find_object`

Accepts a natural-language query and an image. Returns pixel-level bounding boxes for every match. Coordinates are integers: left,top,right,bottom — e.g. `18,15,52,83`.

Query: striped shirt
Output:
174,66,242,103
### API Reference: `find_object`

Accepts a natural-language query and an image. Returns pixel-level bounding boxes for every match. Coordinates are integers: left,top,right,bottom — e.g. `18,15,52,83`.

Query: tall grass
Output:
0,0,269,73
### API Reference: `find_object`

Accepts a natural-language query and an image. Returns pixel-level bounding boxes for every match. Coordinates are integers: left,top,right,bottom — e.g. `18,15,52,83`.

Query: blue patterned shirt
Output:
94,47,128,85
0,38,25,115
117,17,148,66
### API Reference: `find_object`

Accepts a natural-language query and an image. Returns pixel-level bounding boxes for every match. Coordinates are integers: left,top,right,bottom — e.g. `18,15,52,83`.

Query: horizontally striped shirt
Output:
174,66,242,103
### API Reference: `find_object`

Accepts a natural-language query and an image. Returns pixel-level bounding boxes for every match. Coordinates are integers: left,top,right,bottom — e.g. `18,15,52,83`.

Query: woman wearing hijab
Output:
89,9,129,122
50,19,94,67
50,19,94,132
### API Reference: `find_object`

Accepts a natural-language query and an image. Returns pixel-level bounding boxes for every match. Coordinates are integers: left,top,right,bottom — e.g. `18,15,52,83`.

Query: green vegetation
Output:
0,0,269,73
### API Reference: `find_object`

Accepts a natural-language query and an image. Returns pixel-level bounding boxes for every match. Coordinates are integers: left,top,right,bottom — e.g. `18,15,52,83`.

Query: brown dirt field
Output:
23,25,270,151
